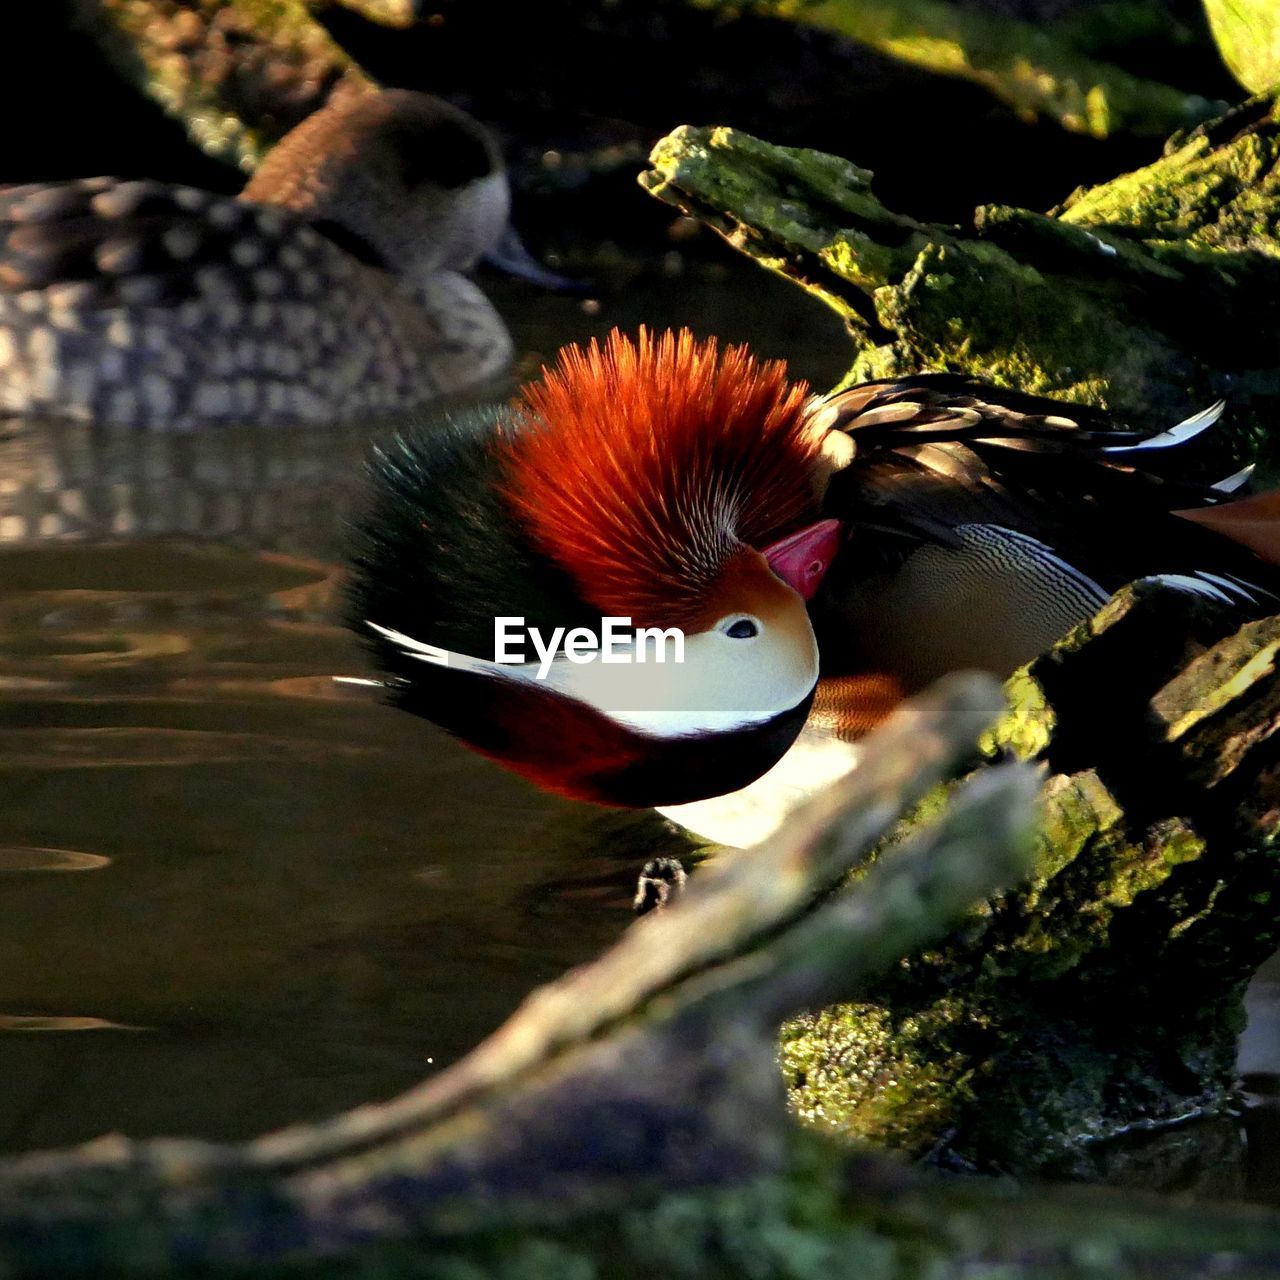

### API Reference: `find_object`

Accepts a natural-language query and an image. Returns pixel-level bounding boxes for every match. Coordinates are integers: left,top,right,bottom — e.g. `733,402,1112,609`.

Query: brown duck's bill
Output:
763,519,843,600
483,225,588,293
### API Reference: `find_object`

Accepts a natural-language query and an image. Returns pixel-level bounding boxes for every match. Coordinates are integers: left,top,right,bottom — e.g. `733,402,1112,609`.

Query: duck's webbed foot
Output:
633,855,688,916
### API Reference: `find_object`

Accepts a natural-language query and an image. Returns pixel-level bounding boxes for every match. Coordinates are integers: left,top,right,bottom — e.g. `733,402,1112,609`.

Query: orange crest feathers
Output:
505,328,819,628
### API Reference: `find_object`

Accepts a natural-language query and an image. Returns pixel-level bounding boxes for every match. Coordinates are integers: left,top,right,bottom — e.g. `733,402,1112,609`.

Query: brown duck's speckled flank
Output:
0,89,515,429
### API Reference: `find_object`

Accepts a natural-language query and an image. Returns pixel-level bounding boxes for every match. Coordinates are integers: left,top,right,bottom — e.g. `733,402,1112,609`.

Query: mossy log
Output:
642,101,1280,1172
641,93,1280,457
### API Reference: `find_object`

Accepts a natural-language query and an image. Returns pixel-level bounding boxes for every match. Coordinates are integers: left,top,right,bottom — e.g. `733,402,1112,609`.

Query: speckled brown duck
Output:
0,89,520,428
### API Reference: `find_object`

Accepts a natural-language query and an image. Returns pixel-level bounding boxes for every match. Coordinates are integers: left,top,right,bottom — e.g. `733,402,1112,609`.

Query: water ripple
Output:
0,846,111,872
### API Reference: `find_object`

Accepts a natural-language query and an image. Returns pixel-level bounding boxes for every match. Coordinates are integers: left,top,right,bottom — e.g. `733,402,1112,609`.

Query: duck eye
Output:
722,617,760,640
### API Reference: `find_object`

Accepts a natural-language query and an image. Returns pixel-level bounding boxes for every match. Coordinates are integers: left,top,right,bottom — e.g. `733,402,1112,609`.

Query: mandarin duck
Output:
349,327,1280,811
0,88,558,429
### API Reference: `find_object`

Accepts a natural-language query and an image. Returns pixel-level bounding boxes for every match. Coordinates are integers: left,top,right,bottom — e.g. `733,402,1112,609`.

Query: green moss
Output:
770,647,1254,1166
780,1003,969,1149
1057,97,1280,251
849,238,1182,418
616,1157,897,1280
1151,615,1280,742
981,668,1054,761
644,124,933,333
1204,0,1280,94
1032,771,1123,880
258,1141,931,1280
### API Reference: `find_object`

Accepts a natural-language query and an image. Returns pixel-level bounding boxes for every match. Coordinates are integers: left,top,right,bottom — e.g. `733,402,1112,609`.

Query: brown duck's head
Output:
349,328,844,806
242,87,509,277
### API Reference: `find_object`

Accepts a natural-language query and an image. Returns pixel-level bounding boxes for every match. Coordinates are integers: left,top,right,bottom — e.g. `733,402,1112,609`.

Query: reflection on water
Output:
0,533,687,1152
0,1015,147,1032
0,418,378,559
0,255,1276,1203
0,847,112,871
